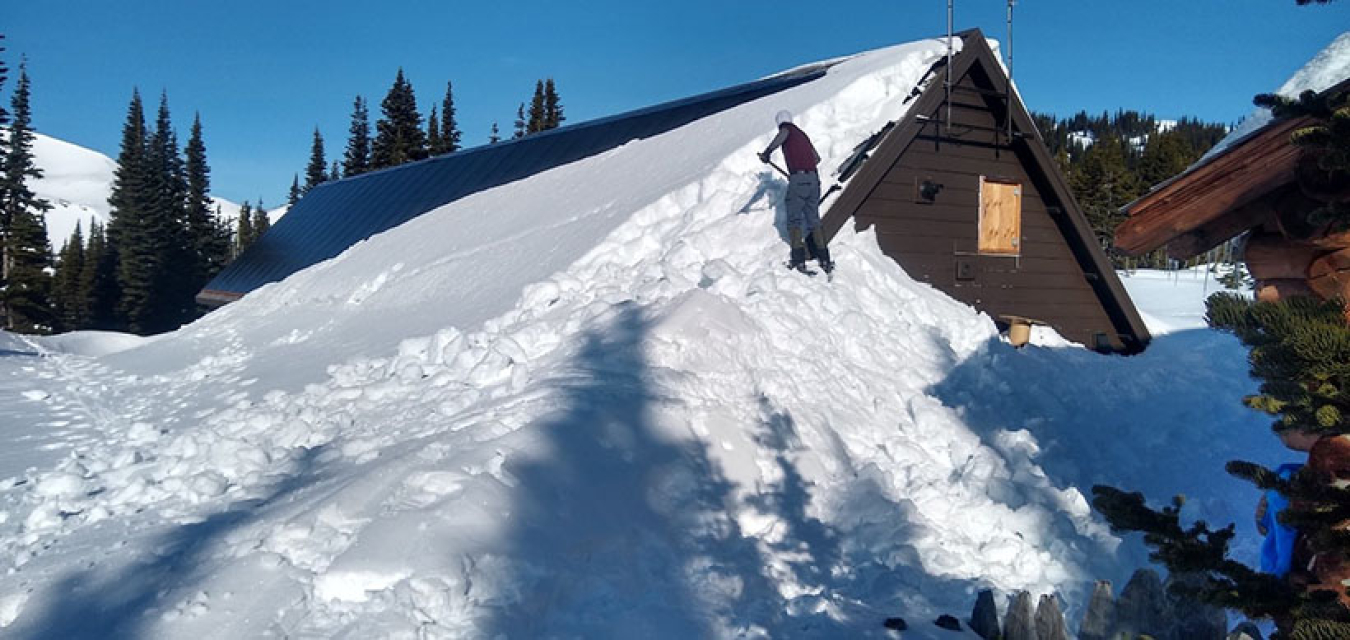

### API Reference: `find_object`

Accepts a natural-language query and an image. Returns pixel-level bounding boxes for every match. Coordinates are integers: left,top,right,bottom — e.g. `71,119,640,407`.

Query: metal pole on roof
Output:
946,0,953,134
1006,0,1015,140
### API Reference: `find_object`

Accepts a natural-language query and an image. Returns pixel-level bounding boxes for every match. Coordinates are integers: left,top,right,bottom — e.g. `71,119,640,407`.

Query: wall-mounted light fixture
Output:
917,177,944,203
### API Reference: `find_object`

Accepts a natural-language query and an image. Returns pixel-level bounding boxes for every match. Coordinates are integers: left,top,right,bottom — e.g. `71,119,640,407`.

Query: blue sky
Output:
7,2,1348,206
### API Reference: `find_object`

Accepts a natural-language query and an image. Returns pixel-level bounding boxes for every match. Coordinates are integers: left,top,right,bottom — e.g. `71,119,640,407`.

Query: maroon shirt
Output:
766,123,820,173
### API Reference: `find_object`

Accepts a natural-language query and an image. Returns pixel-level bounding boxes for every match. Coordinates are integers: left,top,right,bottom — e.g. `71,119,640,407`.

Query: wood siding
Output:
851,71,1125,350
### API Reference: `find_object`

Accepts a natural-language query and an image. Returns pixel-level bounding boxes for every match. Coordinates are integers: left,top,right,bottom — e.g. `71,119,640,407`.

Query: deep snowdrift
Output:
1,39,1280,638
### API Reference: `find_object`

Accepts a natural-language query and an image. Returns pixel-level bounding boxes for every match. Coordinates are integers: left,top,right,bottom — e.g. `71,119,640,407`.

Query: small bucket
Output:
1000,315,1040,349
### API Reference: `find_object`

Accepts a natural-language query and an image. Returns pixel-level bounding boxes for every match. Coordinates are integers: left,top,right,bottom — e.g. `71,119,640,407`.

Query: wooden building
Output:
822,30,1150,354
1115,78,1350,305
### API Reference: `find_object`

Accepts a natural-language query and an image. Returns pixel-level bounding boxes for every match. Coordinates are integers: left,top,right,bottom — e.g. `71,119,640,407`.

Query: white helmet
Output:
775,110,793,126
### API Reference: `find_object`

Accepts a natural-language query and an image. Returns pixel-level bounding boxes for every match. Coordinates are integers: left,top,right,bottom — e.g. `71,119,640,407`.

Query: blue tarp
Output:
1260,462,1303,578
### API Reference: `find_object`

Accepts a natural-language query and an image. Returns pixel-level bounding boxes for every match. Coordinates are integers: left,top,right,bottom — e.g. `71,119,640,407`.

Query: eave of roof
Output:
1115,116,1308,256
1116,77,1350,257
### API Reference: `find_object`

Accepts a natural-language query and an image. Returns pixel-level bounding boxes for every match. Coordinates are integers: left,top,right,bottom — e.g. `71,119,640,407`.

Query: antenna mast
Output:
1006,0,1015,139
946,0,954,133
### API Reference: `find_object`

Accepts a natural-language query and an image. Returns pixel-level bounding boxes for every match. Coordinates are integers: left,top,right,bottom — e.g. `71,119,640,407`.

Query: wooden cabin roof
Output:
1115,77,1350,258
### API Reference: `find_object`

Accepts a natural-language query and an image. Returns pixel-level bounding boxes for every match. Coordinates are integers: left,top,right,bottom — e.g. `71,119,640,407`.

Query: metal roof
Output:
199,65,831,305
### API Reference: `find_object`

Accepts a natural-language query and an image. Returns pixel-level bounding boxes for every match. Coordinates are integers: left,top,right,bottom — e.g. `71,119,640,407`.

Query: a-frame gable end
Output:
822,31,985,241
823,29,1151,354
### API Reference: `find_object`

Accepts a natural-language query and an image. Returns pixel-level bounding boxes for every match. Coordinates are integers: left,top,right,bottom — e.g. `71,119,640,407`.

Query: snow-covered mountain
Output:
29,133,116,248
0,40,1277,638
29,132,273,249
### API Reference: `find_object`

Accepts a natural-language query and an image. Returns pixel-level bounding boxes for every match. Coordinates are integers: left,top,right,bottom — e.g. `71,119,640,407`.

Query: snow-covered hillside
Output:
29,133,116,248
1,39,1280,638
29,132,268,249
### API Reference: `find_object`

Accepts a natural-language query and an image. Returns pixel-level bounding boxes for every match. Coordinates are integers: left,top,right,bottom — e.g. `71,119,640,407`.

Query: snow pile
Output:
0,38,1281,638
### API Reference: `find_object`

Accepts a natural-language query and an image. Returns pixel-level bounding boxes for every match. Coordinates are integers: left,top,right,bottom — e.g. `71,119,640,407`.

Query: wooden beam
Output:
1163,196,1276,259
1115,116,1310,255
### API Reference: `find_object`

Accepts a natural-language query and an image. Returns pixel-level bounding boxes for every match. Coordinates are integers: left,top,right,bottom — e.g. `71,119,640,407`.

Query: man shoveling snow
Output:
758,110,834,277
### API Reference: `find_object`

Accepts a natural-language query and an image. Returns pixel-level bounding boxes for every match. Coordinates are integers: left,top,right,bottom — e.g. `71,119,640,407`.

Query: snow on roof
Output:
1198,31,1350,163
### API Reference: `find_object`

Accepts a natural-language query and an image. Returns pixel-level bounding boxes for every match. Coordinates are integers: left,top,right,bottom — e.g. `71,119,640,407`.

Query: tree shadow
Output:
13,447,325,639
0,348,40,358
482,303,786,636
746,396,844,608
925,328,1286,593
750,395,983,634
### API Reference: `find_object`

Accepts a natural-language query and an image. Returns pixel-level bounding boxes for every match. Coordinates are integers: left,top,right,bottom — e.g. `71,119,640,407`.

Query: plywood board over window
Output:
979,176,1022,255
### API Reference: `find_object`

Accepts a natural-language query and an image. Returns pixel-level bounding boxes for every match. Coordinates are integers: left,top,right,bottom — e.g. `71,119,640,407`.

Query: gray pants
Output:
785,172,822,234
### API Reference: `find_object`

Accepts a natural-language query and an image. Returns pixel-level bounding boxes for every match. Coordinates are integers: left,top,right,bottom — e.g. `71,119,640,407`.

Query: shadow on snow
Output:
16,447,326,639
481,304,981,637
925,327,1284,600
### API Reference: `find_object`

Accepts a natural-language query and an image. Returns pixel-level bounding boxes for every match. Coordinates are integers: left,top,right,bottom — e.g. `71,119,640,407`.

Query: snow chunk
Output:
314,569,412,602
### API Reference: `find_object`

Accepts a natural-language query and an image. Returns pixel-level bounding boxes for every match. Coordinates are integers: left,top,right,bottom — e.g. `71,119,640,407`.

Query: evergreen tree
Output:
52,223,85,331
426,104,441,155
371,69,427,168
1069,133,1141,249
136,92,193,332
107,89,149,279
304,127,327,192
0,60,54,333
343,95,371,177
441,81,461,153
329,160,340,182
235,200,253,256
543,78,564,130
1254,86,1350,231
526,80,547,133
184,113,230,289
0,35,9,190
2,208,52,333
489,122,501,144
252,200,271,239
1137,129,1197,189
288,174,301,206
513,103,526,139
79,220,117,330
0,35,9,128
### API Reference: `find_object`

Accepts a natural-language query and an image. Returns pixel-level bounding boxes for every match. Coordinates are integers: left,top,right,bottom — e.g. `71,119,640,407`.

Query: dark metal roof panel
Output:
202,66,830,304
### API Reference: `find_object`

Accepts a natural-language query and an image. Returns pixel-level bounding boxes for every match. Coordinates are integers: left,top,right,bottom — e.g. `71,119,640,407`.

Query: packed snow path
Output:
1,39,1279,638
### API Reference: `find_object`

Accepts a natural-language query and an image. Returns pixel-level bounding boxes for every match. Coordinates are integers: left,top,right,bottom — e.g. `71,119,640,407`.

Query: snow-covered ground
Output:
29,132,272,250
1117,266,1249,335
1,39,1284,638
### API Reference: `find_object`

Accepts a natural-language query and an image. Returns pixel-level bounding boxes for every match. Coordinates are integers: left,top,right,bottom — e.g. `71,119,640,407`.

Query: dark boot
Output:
806,229,834,273
788,228,809,271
